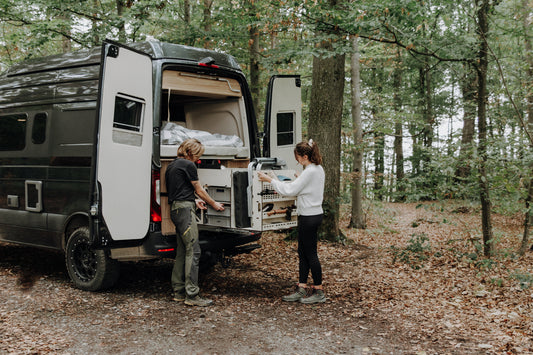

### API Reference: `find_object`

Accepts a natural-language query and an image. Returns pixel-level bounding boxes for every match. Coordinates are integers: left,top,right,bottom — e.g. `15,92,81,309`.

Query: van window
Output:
276,112,294,146
113,95,144,132
0,113,27,151
32,113,47,144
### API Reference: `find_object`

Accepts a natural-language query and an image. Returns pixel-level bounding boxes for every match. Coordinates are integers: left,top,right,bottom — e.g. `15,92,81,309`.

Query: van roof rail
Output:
2,40,241,78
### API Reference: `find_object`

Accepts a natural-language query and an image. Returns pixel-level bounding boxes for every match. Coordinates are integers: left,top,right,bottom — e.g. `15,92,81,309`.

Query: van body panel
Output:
0,39,302,290
93,42,153,241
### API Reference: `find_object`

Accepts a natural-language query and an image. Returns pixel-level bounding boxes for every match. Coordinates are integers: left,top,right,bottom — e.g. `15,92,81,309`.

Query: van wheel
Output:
65,227,120,291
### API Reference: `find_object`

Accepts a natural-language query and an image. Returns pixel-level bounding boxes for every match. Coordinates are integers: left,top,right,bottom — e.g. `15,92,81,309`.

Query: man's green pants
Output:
170,201,200,298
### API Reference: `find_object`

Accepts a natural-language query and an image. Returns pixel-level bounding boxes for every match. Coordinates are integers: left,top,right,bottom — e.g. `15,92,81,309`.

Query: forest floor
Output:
0,201,532,354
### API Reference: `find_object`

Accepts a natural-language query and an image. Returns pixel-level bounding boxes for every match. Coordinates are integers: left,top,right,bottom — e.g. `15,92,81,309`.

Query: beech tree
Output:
306,0,346,241
349,36,366,229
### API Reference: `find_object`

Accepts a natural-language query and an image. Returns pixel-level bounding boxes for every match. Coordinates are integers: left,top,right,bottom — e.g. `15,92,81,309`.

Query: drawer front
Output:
207,186,231,202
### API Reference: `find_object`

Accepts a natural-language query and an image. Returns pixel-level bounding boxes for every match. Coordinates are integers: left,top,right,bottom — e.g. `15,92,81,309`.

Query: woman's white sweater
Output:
270,164,324,216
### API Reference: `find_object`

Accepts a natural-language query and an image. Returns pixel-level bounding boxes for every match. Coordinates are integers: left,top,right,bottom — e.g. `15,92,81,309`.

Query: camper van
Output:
0,40,302,291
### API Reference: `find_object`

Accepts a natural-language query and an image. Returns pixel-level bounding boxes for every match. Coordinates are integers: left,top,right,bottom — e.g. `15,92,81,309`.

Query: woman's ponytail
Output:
295,139,322,165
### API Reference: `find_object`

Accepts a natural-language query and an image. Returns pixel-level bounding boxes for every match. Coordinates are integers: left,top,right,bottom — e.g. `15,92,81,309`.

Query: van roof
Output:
2,39,242,77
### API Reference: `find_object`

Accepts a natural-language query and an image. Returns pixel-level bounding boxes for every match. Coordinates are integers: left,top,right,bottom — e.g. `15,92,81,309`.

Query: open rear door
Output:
263,75,302,171
91,41,153,243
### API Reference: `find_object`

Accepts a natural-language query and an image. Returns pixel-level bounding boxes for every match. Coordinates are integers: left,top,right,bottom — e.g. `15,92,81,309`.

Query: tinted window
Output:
32,113,47,144
0,114,27,151
276,112,294,146
113,95,144,132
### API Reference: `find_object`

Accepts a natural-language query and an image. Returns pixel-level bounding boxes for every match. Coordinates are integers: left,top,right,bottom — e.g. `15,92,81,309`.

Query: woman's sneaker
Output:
282,286,307,302
300,289,326,304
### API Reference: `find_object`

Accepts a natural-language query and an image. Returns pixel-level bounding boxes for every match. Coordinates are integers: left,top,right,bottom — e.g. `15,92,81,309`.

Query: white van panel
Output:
96,43,153,241
265,76,302,172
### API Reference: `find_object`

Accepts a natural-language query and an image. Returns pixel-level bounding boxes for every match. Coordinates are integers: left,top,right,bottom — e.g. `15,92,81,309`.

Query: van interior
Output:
159,70,253,235
159,70,250,159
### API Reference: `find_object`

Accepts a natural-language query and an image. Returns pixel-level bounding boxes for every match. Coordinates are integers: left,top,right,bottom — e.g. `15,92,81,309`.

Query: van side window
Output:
0,113,27,151
113,95,144,132
32,113,47,144
276,112,294,146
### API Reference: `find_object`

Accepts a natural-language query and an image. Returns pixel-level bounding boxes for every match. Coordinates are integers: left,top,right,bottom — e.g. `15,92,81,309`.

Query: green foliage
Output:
390,233,432,269
511,272,533,290
0,0,532,251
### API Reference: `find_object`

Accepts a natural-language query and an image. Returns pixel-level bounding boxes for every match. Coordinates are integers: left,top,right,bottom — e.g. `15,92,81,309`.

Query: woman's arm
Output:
258,170,311,197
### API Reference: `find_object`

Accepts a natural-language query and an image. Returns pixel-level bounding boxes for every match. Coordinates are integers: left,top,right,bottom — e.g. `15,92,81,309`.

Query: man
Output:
165,138,224,307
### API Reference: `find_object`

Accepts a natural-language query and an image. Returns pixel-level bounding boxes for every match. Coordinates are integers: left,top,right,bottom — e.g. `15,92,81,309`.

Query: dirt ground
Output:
1,202,532,354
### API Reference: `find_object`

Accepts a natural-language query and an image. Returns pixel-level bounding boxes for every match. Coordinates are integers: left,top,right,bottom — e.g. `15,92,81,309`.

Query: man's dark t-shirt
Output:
165,158,198,203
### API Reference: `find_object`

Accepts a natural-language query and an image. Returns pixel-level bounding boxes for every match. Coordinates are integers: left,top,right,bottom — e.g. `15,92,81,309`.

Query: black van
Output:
0,40,302,291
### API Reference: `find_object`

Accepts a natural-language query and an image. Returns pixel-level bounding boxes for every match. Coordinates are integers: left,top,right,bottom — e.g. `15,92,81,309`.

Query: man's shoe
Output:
300,289,326,304
184,295,213,307
172,293,186,302
282,286,307,302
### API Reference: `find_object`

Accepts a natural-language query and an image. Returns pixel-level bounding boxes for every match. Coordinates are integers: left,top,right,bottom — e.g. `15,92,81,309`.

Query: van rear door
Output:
91,41,153,243
262,75,302,171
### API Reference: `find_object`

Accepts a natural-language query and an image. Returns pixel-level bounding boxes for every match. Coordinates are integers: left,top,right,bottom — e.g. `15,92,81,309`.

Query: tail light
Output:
151,169,162,222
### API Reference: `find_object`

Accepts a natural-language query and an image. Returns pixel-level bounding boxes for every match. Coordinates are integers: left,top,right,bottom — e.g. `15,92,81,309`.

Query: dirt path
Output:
1,202,531,354
0,246,409,354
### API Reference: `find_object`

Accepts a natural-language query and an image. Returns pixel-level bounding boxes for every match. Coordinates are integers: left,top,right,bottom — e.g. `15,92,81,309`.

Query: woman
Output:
165,138,224,307
258,139,326,304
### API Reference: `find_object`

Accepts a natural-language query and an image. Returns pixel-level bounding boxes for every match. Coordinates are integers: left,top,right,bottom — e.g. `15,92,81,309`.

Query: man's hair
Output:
177,138,205,160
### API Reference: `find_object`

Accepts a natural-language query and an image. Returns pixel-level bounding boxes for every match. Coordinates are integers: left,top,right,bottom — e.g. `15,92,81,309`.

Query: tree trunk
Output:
519,0,533,255
373,129,385,200
91,0,100,46
183,0,191,24
349,36,366,229
455,65,477,181
203,0,213,49
393,49,404,201
420,65,434,154
308,39,345,241
59,14,72,53
476,0,494,257
116,0,126,43
370,67,384,200
248,7,260,117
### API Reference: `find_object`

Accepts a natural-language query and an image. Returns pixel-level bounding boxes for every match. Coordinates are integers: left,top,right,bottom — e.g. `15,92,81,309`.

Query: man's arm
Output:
191,180,224,211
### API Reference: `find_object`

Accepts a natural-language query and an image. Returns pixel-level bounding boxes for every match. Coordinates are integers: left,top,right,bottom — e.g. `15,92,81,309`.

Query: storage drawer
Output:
207,205,231,217
206,214,231,227
207,186,231,202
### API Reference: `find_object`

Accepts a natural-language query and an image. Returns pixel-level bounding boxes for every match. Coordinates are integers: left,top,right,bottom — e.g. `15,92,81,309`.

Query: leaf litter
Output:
0,201,532,354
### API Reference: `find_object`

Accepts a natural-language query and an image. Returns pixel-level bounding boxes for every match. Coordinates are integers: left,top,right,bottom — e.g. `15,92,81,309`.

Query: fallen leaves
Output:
0,201,532,353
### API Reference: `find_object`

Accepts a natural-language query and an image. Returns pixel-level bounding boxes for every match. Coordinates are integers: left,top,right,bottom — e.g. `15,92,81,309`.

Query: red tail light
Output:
158,248,175,253
198,62,219,69
151,169,162,222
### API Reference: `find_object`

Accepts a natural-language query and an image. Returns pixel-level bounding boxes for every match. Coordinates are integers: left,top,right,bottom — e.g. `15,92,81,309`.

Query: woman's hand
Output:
257,171,272,183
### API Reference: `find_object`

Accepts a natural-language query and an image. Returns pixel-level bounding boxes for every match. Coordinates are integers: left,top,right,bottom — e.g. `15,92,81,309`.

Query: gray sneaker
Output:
185,295,213,307
300,289,326,304
282,286,307,302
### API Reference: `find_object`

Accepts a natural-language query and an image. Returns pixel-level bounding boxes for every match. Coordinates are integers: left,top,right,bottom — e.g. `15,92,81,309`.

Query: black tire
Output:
65,227,120,291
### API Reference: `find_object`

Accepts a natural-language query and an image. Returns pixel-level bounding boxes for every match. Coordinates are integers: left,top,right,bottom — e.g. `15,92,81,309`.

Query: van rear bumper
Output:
109,229,261,261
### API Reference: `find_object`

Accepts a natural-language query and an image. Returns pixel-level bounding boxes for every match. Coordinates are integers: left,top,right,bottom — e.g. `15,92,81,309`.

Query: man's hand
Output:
195,199,207,210
211,201,224,211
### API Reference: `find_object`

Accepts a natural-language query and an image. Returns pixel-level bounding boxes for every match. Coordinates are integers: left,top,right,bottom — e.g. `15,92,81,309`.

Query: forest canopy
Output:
0,0,531,252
